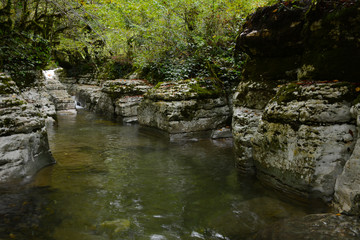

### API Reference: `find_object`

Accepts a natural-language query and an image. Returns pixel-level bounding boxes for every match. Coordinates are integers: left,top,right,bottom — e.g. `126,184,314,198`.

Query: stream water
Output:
0,110,326,240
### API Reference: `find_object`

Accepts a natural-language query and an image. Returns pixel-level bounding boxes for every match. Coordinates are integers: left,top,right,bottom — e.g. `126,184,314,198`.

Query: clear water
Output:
0,110,325,240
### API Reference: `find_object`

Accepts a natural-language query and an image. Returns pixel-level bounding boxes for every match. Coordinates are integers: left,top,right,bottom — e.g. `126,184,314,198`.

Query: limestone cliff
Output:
233,0,360,211
0,73,55,182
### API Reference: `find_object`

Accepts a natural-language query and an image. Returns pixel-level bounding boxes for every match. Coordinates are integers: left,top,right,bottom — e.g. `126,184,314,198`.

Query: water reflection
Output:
0,110,324,240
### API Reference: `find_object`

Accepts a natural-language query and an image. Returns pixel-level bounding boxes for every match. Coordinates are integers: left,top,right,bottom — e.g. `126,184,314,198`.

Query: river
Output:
0,110,326,240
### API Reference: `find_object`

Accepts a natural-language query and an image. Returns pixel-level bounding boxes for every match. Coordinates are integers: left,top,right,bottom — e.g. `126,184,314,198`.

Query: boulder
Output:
138,78,231,141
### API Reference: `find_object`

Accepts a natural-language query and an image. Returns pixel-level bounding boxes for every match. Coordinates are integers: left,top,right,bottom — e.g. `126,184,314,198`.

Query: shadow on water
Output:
0,110,328,240
0,184,58,240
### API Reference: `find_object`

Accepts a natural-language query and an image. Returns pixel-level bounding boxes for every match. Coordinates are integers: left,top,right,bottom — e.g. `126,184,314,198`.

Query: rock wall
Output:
0,73,55,182
233,0,360,205
138,78,231,141
68,79,151,123
253,82,357,201
334,104,360,214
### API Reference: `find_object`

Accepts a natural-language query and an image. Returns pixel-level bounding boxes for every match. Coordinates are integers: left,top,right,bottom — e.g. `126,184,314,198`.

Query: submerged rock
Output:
98,219,131,237
138,78,231,141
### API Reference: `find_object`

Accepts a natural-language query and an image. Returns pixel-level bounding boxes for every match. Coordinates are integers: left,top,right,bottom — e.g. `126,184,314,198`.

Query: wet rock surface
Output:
70,84,102,111
233,0,360,207
232,80,280,173
97,79,151,122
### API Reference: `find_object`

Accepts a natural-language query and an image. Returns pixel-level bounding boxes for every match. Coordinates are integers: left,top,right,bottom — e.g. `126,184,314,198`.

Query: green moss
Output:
353,94,360,105
180,104,198,121
188,78,224,98
0,118,15,128
154,82,164,89
3,98,25,107
275,83,300,104
0,77,16,95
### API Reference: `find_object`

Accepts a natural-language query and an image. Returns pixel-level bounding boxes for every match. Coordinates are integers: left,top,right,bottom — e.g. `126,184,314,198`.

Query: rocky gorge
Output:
1,0,360,239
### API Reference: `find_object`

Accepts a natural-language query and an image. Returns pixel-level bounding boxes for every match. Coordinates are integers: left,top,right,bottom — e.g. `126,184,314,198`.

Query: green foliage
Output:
97,55,133,80
54,0,275,83
1,0,277,86
0,0,72,86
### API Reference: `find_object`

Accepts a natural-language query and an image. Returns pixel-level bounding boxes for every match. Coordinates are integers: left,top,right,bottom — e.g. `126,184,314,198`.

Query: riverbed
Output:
0,110,326,240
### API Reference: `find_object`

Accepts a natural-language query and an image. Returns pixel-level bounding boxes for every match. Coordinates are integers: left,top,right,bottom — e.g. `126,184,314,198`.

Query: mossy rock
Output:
146,77,225,101
273,81,359,105
101,79,150,100
0,73,18,95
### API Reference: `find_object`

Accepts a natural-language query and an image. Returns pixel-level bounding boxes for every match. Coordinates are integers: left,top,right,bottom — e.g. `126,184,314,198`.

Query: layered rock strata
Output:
42,69,76,114
334,103,360,214
232,80,280,173
0,73,54,182
138,78,231,141
233,0,360,204
252,82,357,201
71,84,102,111
71,79,151,123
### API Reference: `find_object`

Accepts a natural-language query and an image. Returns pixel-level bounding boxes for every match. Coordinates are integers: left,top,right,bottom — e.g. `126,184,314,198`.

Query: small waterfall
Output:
73,96,84,109
42,68,77,114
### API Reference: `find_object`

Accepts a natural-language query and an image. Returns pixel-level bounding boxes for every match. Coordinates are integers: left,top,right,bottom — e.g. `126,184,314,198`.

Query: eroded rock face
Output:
334,104,360,215
232,80,280,173
0,73,54,182
138,78,231,141
0,132,52,182
233,0,360,204
96,79,151,122
71,79,151,122
70,84,102,111
252,82,357,201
